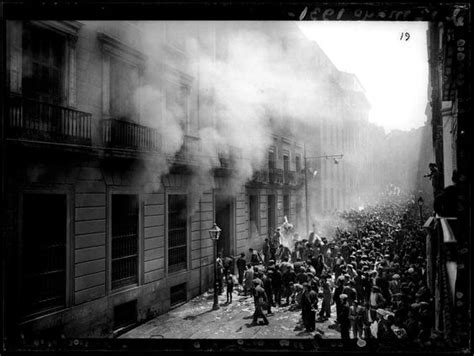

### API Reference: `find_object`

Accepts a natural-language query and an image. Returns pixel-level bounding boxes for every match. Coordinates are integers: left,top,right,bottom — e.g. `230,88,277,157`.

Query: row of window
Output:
20,192,187,317
248,194,290,237
18,24,193,134
267,147,302,172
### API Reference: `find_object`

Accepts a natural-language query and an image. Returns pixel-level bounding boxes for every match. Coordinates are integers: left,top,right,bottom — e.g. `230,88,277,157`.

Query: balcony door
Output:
21,193,67,316
22,26,65,105
267,195,276,237
215,194,233,258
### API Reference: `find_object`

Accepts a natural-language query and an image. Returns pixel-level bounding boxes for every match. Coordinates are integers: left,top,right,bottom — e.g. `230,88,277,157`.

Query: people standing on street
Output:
333,276,345,325
272,265,283,306
251,281,269,326
263,270,274,314
339,294,351,339
301,282,318,332
243,264,254,296
223,254,234,277
226,274,234,303
282,266,296,305
249,248,262,266
318,275,332,321
236,253,247,286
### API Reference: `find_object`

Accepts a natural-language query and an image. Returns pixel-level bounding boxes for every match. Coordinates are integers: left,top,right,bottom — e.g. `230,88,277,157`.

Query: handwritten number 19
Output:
400,32,410,41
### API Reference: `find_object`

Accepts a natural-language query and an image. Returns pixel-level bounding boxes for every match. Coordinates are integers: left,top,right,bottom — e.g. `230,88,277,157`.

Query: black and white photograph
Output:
1,2,471,354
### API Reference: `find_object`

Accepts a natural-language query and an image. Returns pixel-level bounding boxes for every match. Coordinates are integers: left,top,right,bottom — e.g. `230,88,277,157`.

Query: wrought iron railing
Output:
102,118,161,151
7,95,92,145
269,168,284,185
284,170,296,185
251,169,269,184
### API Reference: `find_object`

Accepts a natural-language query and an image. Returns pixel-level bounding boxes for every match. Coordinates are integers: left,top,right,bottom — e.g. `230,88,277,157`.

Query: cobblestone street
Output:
121,287,339,339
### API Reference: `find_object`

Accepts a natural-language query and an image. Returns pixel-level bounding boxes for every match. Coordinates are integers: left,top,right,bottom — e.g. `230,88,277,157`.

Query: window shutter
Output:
8,21,23,94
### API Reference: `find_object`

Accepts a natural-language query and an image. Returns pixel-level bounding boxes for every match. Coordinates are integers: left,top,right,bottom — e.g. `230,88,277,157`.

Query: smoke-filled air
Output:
97,21,431,232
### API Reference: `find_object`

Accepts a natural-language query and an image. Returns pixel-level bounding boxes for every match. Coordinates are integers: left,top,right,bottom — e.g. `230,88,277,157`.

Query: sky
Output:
297,21,429,133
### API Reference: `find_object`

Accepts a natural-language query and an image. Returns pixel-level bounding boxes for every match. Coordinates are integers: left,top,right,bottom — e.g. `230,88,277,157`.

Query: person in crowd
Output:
362,301,376,339
282,266,296,305
272,265,283,306
226,273,234,303
243,263,254,296
339,294,351,339
349,300,365,339
223,254,234,277
236,252,247,286
251,280,269,326
333,276,345,324
263,270,274,314
249,248,263,266
301,282,318,332
318,274,332,321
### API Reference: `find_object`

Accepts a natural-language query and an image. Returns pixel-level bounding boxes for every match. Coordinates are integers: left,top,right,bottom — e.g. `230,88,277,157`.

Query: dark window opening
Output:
22,26,65,105
267,195,276,236
168,194,187,273
170,283,187,307
22,193,67,316
112,194,139,290
295,155,302,172
114,300,137,330
283,153,289,173
110,56,139,122
249,195,259,236
268,149,276,170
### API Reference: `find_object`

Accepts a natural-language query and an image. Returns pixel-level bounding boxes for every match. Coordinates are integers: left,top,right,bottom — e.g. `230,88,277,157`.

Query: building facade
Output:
3,20,310,339
424,15,470,347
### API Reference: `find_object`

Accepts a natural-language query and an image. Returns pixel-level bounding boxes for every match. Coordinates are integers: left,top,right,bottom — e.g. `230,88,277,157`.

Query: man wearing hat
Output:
301,282,318,332
318,274,332,321
369,286,386,317
263,270,274,314
389,274,401,295
339,294,351,339
251,280,269,326
333,276,345,325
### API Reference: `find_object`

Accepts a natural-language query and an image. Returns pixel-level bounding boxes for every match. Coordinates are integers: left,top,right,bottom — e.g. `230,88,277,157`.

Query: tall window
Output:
295,155,302,172
22,26,65,104
283,194,290,219
268,148,276,170
22,194,67,315
249,195,259,236
111,195,139,290
283,152,290,183
165,83,190,134
168,194,187,273
267,195,276,236
110,56,139,121
283,153,289,172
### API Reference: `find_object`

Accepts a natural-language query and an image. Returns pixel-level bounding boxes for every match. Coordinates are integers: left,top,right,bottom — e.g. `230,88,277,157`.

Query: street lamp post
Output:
208,223,222,310
417,196,424,225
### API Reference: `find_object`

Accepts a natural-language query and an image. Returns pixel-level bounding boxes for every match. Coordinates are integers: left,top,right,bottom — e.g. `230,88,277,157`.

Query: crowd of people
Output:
215,196,436,346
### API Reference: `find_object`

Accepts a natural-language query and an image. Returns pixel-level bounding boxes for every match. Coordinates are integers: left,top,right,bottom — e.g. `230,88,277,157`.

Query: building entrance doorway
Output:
215,194,233,258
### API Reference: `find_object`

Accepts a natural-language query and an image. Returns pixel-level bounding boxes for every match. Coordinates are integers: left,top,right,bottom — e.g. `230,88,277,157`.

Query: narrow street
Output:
121,287,339,339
